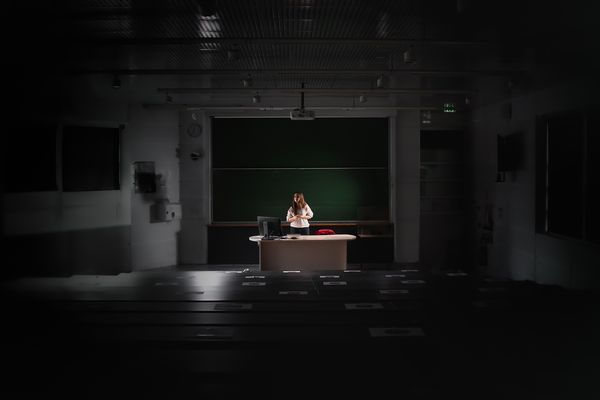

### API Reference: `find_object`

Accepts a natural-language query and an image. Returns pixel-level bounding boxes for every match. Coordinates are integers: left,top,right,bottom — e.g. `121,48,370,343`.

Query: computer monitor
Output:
257,216,283,239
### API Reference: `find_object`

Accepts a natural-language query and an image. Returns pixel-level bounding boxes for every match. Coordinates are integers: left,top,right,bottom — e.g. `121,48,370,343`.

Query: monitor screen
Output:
257,216,283,239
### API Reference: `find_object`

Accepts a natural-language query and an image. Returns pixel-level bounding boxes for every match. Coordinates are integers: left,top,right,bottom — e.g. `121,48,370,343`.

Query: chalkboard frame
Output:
211,117,390,223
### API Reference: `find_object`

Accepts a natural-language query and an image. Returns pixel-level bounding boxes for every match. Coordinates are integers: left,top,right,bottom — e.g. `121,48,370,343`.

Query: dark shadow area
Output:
1,269,599,398
2,226,132,279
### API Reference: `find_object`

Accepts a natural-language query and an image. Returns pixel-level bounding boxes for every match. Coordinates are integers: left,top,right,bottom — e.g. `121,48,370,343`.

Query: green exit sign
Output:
443,103,456,113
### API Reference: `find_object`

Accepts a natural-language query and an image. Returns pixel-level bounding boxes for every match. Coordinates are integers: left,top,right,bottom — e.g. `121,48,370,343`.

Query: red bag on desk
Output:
315,229,335,235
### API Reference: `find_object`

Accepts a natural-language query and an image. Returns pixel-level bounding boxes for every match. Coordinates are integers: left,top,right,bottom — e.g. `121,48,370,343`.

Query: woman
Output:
286,192,314,235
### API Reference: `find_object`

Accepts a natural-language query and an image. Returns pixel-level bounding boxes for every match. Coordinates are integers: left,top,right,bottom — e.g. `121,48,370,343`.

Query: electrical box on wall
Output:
152,201,182,222
133,161,156,193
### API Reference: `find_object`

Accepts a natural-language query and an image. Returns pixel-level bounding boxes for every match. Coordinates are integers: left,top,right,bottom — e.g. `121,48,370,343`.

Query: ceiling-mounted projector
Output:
290,82,315,120
290,108,315,120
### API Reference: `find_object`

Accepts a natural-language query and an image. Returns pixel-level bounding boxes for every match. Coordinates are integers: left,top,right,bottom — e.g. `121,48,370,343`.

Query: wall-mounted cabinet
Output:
420,130,467,271
420,133,465,215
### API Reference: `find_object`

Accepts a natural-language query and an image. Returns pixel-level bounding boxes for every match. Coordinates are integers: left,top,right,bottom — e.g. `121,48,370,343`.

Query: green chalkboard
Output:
212,118,389,222
212,118,388,168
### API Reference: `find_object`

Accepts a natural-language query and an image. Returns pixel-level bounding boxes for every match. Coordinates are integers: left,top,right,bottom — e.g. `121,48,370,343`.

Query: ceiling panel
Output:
7,0,596,105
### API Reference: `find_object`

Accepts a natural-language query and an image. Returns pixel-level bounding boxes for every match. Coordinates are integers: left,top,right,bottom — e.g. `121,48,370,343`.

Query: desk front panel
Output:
260,239,348,271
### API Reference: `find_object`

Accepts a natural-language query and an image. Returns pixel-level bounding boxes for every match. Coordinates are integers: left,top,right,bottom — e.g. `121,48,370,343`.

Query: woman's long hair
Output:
291,192,307,214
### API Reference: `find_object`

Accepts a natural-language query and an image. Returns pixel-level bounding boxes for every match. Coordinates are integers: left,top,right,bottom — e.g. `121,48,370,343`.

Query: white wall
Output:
393,110,420,263
3,72,432,273
3,74,181,274
179,110,210,265
127,104,180,270
4,74,132,236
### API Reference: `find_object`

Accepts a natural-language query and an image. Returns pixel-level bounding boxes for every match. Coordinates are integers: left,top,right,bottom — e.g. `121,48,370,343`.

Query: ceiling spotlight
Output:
252,92,261,103
241,74,253,88
376,74,384,88
227,49,239,61
421,110,432,124
403,46,416,64
111,74,121,89
359,95,367,103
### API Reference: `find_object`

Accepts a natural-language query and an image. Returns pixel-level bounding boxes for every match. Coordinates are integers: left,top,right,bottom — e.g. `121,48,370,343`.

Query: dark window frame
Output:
62,124,122,192
536,109,598,245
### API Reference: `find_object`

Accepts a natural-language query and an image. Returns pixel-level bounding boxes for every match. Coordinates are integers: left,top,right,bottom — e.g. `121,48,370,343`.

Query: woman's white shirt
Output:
287,204,314,228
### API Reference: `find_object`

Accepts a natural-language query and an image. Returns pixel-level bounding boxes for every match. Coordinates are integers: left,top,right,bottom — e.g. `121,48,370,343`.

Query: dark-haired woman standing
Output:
286,192,313,235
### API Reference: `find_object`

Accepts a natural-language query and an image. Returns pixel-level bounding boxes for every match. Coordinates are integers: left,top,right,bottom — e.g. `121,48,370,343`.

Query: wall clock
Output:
186,123,203,138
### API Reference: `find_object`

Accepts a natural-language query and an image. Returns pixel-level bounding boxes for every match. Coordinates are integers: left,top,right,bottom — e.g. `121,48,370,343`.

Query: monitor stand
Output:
262,221,273,240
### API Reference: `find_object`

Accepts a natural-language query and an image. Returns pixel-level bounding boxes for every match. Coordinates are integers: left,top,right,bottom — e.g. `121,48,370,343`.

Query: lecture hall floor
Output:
1,265,599,399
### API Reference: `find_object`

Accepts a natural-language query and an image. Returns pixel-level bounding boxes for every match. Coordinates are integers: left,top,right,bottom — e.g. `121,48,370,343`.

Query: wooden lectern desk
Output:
249,234,357,271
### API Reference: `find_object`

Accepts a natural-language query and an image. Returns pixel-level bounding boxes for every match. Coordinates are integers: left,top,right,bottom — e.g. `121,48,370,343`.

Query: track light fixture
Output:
252,92,261,103
165,92,173,103
241,74,253,88
376,74,384,88
111,74,121,89
227,48,239,61
421,110,432,124
403,45,416,64
359,94,367,103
